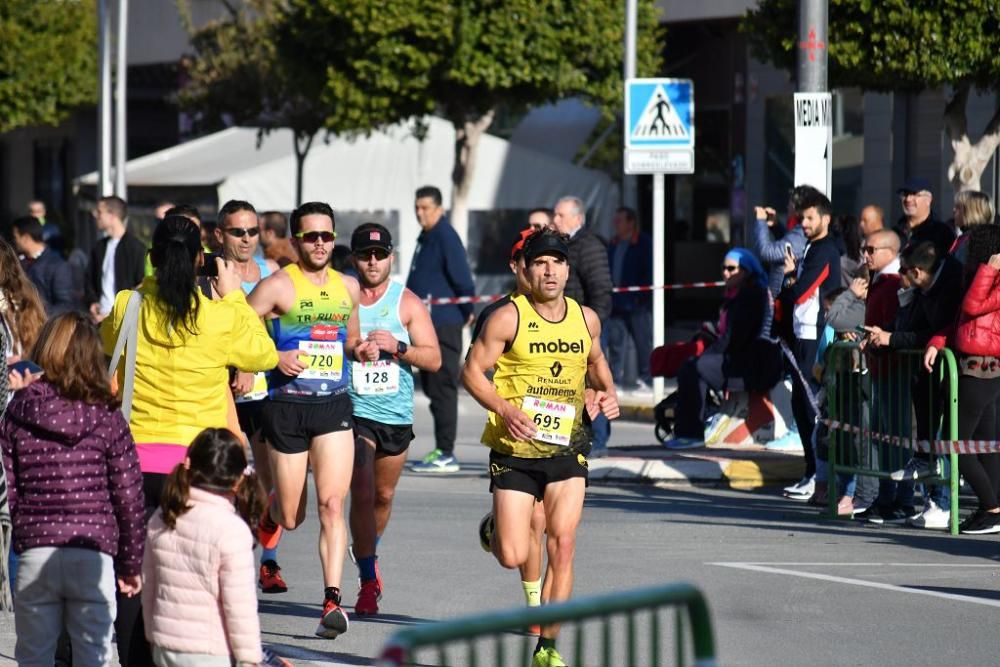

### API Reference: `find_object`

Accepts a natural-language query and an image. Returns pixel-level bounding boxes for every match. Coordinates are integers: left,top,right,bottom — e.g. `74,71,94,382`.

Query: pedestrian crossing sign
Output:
624,78,695,174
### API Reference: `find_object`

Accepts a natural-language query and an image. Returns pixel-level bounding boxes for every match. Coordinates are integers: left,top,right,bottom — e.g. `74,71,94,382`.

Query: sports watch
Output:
395,340,408,358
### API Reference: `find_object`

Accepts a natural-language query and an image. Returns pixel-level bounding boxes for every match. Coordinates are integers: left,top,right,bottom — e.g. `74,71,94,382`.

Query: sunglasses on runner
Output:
295,230,336,244
353,248,390,261
721,264,740,274
223,227,260,238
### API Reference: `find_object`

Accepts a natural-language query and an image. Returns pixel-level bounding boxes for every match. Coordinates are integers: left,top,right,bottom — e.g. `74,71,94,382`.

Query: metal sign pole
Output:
623,0,638,209
97,0,113,197
652,173,665,402
114,0,128,199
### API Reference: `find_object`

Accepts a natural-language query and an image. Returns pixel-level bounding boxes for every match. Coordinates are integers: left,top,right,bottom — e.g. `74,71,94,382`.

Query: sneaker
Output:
961,510,1000,535
853,505,880,521
959,509,986,533
783,475,814,499
354,579,381,616
662,437,704,450
836,496,855,517
479,512,494,552
868,506,909,525
316,599,349,639
764,431,804,452
703,413,731,444
409,449,460,473
889,457,940,481
532,647,568,667
528,624,541,636
907,501,949,530
259,560,288,593
261,648,294,667
257,497,282,551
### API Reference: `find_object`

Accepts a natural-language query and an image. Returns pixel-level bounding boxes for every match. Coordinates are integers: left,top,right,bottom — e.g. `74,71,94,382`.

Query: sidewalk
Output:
597,382,804,490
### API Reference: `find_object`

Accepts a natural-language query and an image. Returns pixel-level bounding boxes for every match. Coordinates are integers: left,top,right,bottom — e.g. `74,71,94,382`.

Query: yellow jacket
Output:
101,278,278,446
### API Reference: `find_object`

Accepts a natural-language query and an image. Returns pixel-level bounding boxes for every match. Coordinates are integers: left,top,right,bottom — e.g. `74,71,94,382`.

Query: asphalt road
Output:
2,391,999,666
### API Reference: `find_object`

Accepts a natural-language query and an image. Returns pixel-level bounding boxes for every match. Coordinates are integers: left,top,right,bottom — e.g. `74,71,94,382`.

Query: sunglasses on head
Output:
295,230,336,244
354,248,390,261
223,227,260,238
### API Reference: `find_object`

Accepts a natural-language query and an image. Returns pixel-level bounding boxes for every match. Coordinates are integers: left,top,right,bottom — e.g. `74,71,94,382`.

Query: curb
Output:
588,449,804,490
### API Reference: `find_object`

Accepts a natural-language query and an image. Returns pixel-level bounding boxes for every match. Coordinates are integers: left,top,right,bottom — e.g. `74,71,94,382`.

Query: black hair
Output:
98,195,127,220
528,207,553,222
331,246,354,273
160,428,264,531
150,215,202,336
164,204,202,225
835,214,862,262
260,211,288,237
798,190,833,219
415,186,443,207
962,224,1000,288
900,241,940,274
290,202,335,236
789,185,822,213
218,200,257,227
12,216,44,243
615,206,638,224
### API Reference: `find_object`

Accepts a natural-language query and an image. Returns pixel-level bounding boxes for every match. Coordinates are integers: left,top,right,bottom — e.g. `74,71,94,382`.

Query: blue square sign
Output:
624,78,695,174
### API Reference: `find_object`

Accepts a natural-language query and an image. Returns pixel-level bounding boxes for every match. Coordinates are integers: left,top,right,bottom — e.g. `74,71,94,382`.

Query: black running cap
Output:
351,223,393,252
522,233,569,264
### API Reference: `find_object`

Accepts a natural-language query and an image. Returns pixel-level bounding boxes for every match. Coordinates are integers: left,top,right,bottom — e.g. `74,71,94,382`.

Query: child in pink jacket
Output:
142,428,265,666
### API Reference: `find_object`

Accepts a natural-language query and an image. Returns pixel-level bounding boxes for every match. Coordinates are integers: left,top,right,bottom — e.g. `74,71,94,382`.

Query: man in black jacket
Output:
553,195,614,456
12,217,77,315
86,196,146,322
892,177,954,257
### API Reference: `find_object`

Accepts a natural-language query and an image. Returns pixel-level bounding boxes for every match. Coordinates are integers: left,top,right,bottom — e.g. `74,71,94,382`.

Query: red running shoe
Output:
316,599,349,639
354,579,381,616
257,496,282,551
259,560,288,593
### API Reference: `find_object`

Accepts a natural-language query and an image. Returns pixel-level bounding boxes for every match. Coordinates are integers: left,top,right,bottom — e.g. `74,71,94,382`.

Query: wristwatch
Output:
395,341,408,358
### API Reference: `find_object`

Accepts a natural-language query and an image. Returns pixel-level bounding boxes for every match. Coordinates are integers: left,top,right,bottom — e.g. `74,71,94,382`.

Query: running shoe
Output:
907,500,949,530
662,437,704,450
316,599,349,639
961,510,1000,535
532,647,568,667
257,500,282,551
354,579,381,616
409,449,460,473
259,559,288,593
479,512,495,552
764,431,803,452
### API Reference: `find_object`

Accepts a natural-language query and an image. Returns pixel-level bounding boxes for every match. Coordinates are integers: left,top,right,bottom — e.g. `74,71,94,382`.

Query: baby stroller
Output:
649,325,723,444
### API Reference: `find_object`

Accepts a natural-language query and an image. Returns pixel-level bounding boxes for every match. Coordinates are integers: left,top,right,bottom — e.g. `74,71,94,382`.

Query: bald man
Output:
859,205,885,238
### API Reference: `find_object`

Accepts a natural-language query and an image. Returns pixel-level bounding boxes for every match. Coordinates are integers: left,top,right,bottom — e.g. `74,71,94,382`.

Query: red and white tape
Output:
823,418,1000,455
425,281,725,306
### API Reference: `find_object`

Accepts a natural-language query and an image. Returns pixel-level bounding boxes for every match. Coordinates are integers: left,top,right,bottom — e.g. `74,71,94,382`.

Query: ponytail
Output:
234,470,266,536
160,464,193,529
150,215,202,336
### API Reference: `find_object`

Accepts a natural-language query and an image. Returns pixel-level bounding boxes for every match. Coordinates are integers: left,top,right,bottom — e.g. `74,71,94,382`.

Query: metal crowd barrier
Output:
826,343,960,534
376,582,717,666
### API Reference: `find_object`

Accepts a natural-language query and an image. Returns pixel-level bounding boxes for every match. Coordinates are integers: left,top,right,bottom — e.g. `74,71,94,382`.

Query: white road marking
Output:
710,562,1000,609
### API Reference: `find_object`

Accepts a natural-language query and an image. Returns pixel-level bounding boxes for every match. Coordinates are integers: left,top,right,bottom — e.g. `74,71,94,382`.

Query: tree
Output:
283,0,665,239
179,0,430,206
743,0,1000,193
0,0,97,133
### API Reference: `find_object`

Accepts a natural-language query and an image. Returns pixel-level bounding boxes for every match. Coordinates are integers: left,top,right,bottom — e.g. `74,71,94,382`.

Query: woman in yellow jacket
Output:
100,215,278,666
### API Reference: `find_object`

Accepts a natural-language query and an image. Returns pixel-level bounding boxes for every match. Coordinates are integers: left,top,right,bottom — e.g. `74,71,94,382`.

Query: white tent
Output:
78,117,620,278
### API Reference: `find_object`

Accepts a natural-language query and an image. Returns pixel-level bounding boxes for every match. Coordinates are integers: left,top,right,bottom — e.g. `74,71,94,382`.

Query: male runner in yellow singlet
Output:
462,228,619,667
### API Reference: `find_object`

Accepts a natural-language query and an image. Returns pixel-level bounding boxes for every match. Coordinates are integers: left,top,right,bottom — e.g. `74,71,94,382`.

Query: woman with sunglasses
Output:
99,215,279,665
664,248,771,449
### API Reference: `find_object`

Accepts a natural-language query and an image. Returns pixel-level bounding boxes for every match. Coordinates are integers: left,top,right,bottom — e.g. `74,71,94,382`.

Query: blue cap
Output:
898,177,932,195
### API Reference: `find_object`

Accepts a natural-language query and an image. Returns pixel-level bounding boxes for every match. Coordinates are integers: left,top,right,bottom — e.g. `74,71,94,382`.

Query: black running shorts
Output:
488,450,589,501
261,394,354,455
235,400,265,438
353,415,415,457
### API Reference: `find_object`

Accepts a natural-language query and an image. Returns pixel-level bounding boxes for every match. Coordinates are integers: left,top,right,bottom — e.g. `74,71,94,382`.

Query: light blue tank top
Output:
242,255,272,295
348,281,413,425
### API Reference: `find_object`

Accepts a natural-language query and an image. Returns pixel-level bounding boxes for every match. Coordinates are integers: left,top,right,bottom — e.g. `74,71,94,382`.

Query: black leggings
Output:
114,472,165,666
956,376,1000,510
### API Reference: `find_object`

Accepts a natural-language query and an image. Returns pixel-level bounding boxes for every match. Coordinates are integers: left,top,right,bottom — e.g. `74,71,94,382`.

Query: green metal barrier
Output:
826,343,960,534
377,582,716,666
